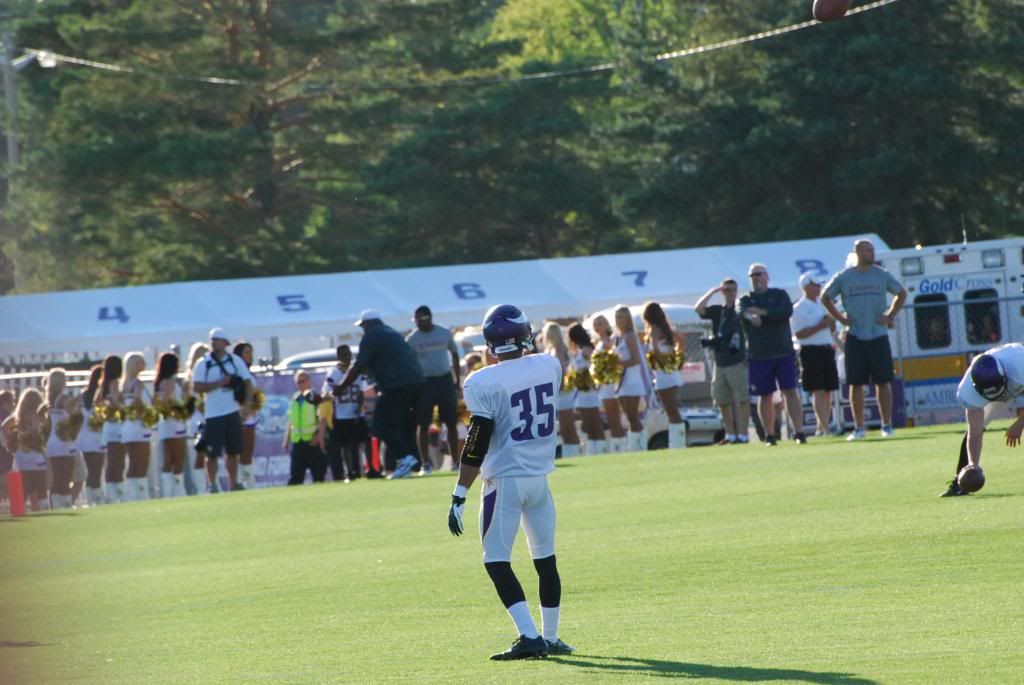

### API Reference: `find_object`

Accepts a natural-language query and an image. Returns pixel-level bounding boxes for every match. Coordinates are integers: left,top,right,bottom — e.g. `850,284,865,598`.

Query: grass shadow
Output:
0,517,27,523
0,640,54,648
552,655,878,683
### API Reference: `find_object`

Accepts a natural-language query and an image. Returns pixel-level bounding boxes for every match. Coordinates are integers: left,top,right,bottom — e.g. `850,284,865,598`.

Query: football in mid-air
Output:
813,0,851,22
957,465,986,494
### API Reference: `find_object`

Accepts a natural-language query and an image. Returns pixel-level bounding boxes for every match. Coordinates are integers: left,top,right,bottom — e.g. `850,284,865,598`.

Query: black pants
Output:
329,419,368,480
373,382,423,471
289,441,327,485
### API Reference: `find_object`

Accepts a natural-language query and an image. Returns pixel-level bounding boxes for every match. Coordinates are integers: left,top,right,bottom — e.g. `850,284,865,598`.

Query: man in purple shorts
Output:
738,263,806,446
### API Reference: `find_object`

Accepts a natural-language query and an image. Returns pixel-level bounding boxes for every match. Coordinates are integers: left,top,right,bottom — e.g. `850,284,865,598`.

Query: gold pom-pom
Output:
647,350,684,373
250,389,265,412
590,349,623,386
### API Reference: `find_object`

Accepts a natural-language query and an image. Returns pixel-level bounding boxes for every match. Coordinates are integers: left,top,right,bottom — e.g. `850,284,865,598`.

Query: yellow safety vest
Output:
288,395,318,443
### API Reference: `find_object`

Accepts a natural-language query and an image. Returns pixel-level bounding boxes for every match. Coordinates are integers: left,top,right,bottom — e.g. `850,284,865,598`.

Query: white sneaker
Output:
880,425,894,438
846,428,867,441
389,455,417,480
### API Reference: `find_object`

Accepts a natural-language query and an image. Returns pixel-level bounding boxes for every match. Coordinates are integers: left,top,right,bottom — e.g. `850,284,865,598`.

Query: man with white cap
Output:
335,310,426,479
191,328,254,492
791,272,840,436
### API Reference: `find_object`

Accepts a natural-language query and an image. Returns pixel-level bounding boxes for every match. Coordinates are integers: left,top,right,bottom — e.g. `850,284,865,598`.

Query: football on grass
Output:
813,0,851,22
957,465,986,494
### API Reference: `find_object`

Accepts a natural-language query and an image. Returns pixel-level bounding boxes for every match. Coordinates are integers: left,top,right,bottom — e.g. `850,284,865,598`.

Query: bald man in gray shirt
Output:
406,305,461,472
822,239,907,441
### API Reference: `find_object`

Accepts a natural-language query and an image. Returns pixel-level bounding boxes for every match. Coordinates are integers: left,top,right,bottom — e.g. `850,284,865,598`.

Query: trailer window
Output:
914,294,951,349
965,288,1001,345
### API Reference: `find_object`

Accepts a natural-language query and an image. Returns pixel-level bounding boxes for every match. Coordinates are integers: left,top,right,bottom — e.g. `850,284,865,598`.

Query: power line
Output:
24,0,902,92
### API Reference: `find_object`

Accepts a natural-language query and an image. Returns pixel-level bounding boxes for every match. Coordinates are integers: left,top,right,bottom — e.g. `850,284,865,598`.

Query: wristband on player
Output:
452,484,468,500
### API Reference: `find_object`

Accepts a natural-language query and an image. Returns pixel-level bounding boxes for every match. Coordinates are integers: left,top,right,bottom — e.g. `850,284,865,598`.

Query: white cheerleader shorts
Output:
574,390,600,410
653,369,682,391
77,427,103,454
480,475,556,563
101,422,122,447
121,420,152,444
556,391,575,413
158,419,188,441
598,384,617,402
616,366,647,398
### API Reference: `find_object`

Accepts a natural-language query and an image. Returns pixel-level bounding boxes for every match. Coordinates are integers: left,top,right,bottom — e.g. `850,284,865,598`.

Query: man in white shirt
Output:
446,304,573,661
941,344,1024,497
791,273,840,436
191,328,254,492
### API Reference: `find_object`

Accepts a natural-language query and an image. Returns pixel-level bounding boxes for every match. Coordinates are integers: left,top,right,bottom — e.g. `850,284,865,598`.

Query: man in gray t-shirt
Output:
822,239,907,440
406,305,461,471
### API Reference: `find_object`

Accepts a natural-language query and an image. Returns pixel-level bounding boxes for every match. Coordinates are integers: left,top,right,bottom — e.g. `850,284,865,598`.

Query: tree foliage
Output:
1,0,1021,293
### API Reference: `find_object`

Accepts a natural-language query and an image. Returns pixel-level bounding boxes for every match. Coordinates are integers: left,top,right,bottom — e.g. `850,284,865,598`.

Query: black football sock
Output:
955,433,969,478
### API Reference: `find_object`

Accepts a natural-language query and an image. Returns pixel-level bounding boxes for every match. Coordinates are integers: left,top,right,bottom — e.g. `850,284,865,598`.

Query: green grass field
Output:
2,423,1022,684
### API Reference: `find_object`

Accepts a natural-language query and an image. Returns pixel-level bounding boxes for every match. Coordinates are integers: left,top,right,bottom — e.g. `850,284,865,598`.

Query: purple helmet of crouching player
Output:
482,304,535,355
970,353,1007,401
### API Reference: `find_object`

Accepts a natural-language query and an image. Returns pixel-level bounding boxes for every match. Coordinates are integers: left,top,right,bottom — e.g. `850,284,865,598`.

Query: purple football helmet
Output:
482,304,534,355
970,354,1007,401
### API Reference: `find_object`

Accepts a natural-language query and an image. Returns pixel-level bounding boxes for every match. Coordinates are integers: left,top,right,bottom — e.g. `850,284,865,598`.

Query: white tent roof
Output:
0,234,883,358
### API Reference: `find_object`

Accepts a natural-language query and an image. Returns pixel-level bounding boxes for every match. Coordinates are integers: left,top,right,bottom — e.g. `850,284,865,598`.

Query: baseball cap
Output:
355,309,382,326
748,262,768,277
208,327,230,342
798,272,824,288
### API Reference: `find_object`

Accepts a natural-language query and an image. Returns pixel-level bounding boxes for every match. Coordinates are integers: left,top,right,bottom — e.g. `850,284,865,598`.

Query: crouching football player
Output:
447,304,574,660
941,343,1024,497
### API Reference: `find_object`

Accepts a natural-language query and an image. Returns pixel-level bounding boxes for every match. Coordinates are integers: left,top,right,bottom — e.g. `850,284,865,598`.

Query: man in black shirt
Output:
695,279,750,445
336,309,426,479
737,264,806,446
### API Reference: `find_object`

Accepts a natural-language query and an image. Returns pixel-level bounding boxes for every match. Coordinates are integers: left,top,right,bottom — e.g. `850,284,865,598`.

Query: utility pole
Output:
1,29,18,169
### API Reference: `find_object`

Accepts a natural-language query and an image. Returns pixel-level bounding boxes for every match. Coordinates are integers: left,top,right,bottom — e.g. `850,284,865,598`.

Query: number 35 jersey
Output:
462,353,563,480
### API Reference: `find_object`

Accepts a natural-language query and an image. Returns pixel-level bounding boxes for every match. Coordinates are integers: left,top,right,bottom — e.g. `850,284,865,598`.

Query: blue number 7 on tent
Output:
622,270,648,287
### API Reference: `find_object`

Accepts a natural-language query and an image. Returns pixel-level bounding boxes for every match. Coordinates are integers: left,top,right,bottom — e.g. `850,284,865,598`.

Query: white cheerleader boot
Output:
87,487,105,505
173,474,187,497
192,468,208,495
668,423,687,449
134,477,150,501
560,443,581,458
239,464,256,489
106,481,122,504
160,472,175,498
627,431,647,452
612,437,628,453
586,440,606,455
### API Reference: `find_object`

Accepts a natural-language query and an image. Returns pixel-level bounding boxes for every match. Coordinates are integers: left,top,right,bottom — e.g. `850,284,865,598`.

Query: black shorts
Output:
844,335,895,386
331,418,369,448
799,345,840,392
416,375,458,427
205,412,243,458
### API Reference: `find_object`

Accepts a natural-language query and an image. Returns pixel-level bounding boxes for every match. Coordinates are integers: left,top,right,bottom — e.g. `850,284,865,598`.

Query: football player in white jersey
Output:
447,304,574,661
941,343,1024,497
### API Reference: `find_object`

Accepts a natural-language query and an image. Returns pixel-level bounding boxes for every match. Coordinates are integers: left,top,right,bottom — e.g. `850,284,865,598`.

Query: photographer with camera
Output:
695,279,750,445
191,328,254,492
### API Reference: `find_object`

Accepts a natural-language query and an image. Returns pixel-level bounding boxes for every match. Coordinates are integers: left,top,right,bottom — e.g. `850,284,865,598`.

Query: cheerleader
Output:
233,341,259,489
185,342,210,494
100,355,127,503
154,352,189,497
78,365,106,505
120,352,154,500
542,322,581,457
592,315,628,452
614,306,651,452
1,388,49,511
643,302,688,449
567,323,607,454
43,369,82,509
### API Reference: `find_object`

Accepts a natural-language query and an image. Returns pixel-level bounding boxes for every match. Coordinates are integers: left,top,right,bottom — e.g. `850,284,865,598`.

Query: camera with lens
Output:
227,375,246,404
